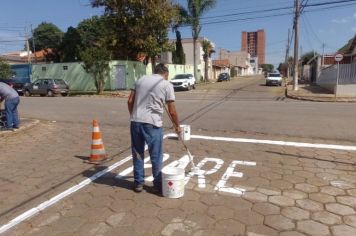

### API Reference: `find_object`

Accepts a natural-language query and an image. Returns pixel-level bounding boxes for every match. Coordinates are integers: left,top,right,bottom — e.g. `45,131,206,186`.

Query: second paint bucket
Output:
161,166,185,198
180,124,191,141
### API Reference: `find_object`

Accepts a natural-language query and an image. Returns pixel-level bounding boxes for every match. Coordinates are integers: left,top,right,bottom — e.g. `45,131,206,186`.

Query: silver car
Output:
266,73,282,86
24,79,69,97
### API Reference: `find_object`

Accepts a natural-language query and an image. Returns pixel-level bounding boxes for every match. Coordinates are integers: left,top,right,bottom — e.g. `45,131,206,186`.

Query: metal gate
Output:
115,65,126,90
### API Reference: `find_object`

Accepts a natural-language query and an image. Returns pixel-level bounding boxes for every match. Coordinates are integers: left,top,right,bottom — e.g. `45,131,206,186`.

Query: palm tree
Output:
187,0,216,82
201,40,215,82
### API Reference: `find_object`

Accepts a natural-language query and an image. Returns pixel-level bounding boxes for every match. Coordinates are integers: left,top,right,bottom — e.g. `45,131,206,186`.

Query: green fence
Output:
32,61,197,92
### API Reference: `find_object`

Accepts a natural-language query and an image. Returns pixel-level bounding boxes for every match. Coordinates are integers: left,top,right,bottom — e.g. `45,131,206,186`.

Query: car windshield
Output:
173,74,189,80
269,74,281,77
54,79,66,85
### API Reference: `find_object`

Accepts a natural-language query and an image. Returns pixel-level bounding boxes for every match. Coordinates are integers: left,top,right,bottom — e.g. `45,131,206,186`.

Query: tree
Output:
187,0,216,81
260,64,274,73
277,63,288,76
201,39,215,82
80,47,111,94
172,31,186,65
91,0,175,72
0,58,12,79
77,16,109,49
60,27,83,62
301,51,318,65
29,22,64,62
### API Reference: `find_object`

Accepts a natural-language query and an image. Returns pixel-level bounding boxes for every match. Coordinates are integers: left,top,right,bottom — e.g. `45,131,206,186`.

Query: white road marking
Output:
0,135,171,233
0,155,132,234
189,134,356,151
2,132,354,233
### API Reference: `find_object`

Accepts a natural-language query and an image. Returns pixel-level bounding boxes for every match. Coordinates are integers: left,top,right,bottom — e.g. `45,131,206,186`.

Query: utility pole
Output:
321,43,325,67
31,24,37,63
293,0,300,91
285,29,290,79
25,27,31,64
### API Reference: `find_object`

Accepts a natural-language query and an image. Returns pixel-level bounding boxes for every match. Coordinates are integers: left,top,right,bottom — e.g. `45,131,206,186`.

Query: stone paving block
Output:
246,225,278,236
283,190,307,200
283,174,306,184
49,216,86,233
312,211,342,225
344,215,356,227
279,231,306,236
132,203,160,217
234,210,264,226
270,180,293,190
336,196,356,207
295,183,319,193
133,217,164,235
316,172,338,181
264,215,295,231
331,225,356,236
269,196,295,207
180,201,208,215
309,193,336,204
214,219,245,235
185,213,215,230
252,202,280,216
330,180,355,189
297,220,330,236
282,207,310,220
242,191,268,203
158,209,186,224
320,186,346,196
347,189,356,197
207,205,234,220
108,199,137,213
326,203,356,216
256,187,281,196
296,199,324,211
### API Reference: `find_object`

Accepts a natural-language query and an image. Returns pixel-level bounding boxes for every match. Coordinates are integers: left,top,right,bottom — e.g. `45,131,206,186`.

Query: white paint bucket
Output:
180,124,191,141
161,166,185,198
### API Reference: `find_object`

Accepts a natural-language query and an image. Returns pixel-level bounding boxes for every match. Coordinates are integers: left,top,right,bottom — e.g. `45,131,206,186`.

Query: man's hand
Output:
175,125,182,135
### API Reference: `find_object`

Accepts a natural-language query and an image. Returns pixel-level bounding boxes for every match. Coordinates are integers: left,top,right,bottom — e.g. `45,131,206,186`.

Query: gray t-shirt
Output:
130,74,175,127
0,82,19,100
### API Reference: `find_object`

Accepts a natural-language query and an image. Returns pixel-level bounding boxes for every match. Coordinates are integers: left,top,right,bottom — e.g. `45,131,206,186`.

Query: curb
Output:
0,119,40,137
285,88,356,103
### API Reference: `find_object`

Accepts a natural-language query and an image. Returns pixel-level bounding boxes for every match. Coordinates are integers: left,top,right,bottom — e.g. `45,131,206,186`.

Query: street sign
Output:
335,53,343,62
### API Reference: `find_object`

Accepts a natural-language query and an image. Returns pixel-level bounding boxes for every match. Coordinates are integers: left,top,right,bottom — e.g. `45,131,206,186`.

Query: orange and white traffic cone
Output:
88,119,107,164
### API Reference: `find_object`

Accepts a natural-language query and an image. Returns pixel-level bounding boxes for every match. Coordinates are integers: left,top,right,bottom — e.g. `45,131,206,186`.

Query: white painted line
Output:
190,134,356,151
0,155,132,234
0,134,173,234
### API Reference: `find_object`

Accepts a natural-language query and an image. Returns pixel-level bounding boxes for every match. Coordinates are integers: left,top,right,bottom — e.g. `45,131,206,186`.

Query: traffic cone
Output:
88,119,107,164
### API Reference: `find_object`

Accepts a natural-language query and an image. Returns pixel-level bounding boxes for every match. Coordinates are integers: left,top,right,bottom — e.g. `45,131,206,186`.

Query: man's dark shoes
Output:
133,183,144,193
152,185,162,195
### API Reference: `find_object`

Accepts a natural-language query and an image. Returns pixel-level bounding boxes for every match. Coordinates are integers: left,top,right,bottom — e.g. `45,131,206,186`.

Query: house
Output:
0,49,51,64
160,37,214,81
316,35,356,95
218,49,252,75
212,59,230,80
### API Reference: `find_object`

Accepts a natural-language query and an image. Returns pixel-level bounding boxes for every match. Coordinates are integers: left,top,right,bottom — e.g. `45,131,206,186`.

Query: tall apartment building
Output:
241,29,265,65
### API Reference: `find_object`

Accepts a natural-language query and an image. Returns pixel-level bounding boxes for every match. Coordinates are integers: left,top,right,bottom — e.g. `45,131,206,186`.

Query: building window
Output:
42,67,46,71
63,66,68,70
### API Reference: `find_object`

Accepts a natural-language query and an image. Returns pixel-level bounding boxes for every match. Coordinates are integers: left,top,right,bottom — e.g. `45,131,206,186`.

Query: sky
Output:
0,0,355,67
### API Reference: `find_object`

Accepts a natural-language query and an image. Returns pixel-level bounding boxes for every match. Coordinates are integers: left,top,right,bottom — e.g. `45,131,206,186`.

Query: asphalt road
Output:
19,75,356,142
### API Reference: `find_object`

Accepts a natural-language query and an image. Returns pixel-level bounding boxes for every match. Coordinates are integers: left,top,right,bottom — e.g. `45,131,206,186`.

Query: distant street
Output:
19,75,356,142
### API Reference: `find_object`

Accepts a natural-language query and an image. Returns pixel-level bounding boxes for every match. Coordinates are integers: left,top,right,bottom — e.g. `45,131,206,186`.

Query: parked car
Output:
0,77,30,95
24,79,69,97
266,73,282,86
217,73,230,82
0,78,13,87
170,74,196,91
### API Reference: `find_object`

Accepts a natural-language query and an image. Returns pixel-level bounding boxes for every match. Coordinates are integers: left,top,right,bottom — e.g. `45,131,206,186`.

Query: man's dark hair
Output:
154,63,169,74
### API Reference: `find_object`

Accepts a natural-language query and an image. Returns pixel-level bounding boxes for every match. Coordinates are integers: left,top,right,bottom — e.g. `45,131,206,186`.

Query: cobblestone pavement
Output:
1,121,356,235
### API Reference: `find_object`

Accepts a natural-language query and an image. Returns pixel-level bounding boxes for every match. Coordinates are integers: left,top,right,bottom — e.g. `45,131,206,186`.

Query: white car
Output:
170,74,196,91
266,73,282,86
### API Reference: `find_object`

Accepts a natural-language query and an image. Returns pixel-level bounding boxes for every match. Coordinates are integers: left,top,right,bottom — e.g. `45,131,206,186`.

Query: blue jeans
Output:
130,122,163,188
5,97,20,129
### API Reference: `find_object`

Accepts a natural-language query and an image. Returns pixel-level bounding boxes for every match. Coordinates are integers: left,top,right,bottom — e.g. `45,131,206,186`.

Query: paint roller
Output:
163,103,199,173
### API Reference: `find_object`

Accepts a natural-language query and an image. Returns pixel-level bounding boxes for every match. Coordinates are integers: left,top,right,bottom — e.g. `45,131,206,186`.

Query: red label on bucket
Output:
168,181,173,187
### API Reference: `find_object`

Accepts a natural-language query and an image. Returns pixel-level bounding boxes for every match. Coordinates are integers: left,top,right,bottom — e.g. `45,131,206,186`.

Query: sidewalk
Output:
0,118,39,136
286,83,356,102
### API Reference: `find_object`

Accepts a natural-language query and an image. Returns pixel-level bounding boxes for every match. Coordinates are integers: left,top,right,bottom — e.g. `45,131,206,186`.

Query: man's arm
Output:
167,101,181,134
127,90,135,115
